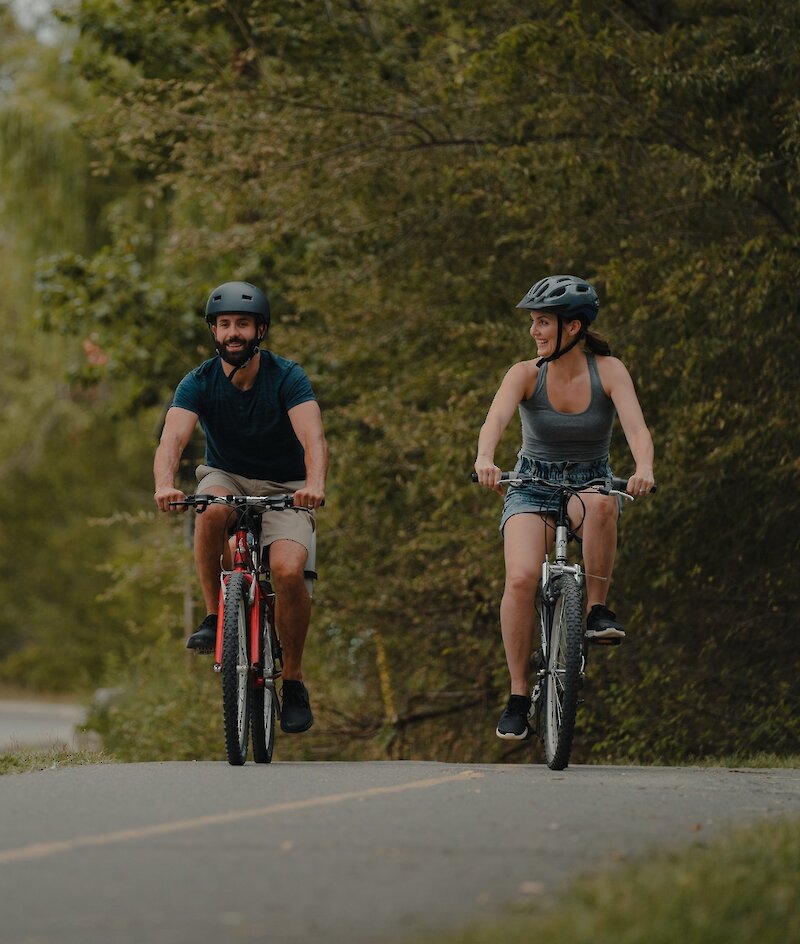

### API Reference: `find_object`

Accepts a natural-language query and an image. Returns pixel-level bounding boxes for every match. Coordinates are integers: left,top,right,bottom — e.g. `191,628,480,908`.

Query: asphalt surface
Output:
0,699,86,751
1,760,798,944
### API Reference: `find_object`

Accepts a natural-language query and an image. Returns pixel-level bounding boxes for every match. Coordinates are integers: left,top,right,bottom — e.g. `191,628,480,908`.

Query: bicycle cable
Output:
532,483,588,545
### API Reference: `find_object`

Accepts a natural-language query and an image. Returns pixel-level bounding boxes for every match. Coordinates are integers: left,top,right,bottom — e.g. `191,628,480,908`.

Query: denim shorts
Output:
500,455,614,533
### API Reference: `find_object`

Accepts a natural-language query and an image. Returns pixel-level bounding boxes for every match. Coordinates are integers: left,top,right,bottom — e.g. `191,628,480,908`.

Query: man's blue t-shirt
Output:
172,352,316,482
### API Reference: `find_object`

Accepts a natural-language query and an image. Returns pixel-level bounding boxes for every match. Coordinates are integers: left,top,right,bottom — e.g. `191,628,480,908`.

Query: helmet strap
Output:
213,322,267,382
535,319,584,367
217,341,261,383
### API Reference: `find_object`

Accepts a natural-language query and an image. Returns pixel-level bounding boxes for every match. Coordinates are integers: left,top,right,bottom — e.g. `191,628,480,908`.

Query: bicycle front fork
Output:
530,529,585,730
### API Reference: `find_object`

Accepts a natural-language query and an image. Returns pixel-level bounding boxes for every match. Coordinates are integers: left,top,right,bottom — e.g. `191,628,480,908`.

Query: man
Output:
154,280,328,734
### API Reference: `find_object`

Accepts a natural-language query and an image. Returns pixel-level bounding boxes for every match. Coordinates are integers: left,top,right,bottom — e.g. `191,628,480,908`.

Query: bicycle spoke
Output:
542,576,583,770
251,599,277,764
222,572,251,765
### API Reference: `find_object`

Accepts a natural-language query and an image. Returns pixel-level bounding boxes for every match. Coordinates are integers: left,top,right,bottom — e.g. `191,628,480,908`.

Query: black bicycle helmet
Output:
516,274,599,323
516,275,600,366
205,281,270,380
204,281,271,329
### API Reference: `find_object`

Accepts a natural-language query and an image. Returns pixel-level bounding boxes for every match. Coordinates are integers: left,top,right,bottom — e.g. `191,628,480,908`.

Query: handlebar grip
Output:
471,472,513,483
610,476,657,494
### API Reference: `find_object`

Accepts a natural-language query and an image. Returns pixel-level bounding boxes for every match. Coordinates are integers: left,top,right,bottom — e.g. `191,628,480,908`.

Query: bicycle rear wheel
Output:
542,575,583,770
251,605,277,764
221,571,251,766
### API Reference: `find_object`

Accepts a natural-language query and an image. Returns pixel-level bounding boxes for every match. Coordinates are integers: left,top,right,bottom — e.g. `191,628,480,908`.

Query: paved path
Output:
1,760,798,944
0,699,86,751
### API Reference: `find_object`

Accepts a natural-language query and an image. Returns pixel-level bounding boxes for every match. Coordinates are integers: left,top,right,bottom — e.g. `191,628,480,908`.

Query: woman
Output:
474,274,655,740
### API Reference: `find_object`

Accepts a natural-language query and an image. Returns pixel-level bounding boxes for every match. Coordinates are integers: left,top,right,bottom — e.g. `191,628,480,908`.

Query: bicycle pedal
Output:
586,634,622,647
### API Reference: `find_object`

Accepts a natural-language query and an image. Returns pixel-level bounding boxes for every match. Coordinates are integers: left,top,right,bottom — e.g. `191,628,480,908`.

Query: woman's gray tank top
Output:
518,352,615,462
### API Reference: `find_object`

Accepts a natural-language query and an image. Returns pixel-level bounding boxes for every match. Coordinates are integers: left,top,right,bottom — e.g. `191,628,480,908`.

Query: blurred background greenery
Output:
1,0,797,764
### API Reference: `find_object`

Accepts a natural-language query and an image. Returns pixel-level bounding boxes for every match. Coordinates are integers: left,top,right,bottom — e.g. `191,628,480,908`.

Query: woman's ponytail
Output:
582,324,611,357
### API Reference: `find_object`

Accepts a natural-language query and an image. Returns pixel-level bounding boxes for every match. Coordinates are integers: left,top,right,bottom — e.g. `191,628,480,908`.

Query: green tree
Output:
20,0,800,758
0,3,184,691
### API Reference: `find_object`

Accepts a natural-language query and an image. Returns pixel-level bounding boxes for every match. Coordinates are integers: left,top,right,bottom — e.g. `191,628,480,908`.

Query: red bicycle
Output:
171,493,315,765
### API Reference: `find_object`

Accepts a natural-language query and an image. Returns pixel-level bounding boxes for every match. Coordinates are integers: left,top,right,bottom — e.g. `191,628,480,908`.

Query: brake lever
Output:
597,485,635,502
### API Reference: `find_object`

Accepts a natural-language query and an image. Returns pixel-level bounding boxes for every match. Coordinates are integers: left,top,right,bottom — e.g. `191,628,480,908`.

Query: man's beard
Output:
219,339,257,366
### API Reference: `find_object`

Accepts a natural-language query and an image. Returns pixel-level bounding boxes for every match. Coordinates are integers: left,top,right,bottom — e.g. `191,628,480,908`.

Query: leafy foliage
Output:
2,0,798,760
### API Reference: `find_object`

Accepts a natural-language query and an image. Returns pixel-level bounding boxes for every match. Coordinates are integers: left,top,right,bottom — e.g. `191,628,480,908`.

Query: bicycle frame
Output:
169,492,310,764
537,487,585,688
169,494,289,682
170,492,310,679
213,517,264,672
462,473,589,765
472,469,650,768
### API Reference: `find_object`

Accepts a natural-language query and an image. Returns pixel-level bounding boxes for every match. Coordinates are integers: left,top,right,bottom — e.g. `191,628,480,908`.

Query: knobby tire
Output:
542,575,583,770
222,571,251,766
251,600,277,764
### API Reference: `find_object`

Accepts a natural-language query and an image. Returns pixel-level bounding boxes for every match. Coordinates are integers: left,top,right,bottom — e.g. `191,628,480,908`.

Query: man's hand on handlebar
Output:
154,486,188,513
292,484,325,511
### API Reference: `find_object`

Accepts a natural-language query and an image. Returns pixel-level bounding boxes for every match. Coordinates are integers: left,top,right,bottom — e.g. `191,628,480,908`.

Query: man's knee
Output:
269,542,308,587
194,503,232,533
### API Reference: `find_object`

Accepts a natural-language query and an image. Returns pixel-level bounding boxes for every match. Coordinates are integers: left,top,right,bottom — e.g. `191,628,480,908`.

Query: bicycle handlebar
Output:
470,472,657,496
605,476,657,495
169,494,321,513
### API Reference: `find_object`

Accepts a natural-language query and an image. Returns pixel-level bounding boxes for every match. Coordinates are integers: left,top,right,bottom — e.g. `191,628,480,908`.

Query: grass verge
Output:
674,753,800,769
0,746,116,775
419,815,799,944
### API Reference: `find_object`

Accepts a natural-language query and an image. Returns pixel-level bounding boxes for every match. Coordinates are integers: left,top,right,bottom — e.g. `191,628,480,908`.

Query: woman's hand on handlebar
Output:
626,467,656,497
154,486,188,513
474,455,504,494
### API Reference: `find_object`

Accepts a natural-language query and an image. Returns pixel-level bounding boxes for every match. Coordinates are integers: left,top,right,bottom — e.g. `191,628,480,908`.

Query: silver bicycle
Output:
476,472,653,769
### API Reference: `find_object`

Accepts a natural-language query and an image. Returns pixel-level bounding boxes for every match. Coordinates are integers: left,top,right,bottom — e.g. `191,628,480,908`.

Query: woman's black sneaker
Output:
585,604,626,644
186,614,217,653
496,694,531,740
281,680,314,733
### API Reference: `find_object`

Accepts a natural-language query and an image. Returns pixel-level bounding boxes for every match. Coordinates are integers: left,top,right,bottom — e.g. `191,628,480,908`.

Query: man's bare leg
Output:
193,486,235,614
269,539,311,681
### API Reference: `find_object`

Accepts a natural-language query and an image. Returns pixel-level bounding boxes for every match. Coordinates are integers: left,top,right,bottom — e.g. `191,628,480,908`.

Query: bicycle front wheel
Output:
251,607,277,764
542,575,583,770
221,571,251,766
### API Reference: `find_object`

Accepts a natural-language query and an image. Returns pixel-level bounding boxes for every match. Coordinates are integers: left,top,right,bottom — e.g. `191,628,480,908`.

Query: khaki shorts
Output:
195,465,315,557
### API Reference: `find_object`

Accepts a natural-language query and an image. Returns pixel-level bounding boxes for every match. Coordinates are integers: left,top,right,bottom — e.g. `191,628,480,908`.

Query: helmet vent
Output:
515,274,599,323
204,281,271,325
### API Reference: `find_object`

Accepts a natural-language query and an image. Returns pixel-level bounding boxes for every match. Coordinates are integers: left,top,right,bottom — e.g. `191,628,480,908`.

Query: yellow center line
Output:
0,769,483,865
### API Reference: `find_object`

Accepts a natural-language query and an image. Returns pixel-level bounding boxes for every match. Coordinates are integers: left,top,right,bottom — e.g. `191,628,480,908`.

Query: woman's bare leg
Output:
500,514,553,695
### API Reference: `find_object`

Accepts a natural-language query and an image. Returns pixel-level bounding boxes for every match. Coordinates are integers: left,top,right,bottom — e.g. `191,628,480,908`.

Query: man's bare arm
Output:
154,407,199,512
287,400,328,509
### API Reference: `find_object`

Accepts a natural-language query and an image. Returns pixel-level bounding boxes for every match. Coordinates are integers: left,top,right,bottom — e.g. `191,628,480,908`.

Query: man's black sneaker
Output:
585,604,626,644
186,614,217,653
281,680,314,733
496,694,531,740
